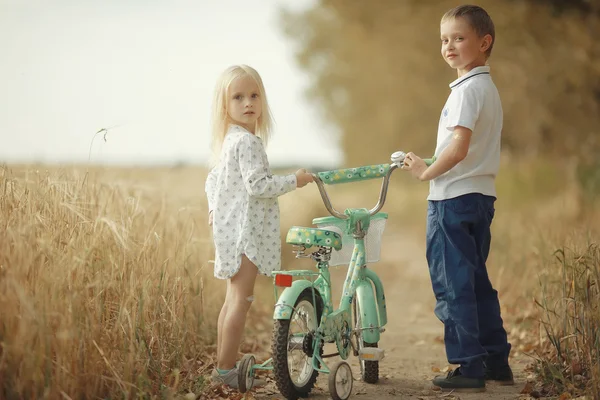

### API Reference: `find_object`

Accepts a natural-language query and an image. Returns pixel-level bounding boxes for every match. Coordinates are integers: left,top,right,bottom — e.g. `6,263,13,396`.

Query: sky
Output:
0,0,342,168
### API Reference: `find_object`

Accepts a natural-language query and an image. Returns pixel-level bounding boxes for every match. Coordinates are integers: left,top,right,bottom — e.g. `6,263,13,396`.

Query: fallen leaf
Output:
520,381,534,394
431,366,441,372
571,361,583,375
530,389,543,398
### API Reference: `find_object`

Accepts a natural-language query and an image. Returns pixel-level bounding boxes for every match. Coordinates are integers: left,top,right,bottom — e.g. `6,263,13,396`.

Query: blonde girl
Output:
204,65,313,388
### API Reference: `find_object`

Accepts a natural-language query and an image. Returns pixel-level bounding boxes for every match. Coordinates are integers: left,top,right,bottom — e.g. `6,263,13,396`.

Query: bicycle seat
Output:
286,226,343,251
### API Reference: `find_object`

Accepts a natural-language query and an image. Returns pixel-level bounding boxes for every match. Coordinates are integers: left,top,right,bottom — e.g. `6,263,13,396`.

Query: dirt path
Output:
255,231,529,400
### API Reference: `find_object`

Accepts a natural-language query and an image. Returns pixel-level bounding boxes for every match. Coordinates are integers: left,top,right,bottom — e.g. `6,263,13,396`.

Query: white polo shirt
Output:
428,66,503,201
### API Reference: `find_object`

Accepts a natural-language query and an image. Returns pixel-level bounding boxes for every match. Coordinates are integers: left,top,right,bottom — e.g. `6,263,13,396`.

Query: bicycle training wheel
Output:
238,354,255,393
328,361,353,400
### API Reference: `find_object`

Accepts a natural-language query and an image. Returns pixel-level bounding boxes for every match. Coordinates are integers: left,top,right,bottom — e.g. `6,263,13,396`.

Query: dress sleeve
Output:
236,134,297,198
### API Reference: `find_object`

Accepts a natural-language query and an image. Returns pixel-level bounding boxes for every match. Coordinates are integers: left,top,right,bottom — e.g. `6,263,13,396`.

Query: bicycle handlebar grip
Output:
424,156,436,166
317,164,391,185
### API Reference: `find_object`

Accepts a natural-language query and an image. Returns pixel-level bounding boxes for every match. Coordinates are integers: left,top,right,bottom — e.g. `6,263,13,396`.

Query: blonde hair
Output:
210,65,274,164
442,5,496,58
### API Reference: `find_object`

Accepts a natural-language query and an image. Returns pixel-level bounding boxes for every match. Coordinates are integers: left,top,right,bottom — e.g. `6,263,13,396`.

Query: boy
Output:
401,5,513,392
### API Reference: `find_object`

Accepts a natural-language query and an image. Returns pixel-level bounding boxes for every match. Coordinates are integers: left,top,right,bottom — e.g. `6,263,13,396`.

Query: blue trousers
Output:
426,193,511,378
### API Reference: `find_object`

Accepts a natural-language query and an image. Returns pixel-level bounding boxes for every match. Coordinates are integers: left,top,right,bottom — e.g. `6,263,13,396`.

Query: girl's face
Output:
227,75,262,133
440,17,490,76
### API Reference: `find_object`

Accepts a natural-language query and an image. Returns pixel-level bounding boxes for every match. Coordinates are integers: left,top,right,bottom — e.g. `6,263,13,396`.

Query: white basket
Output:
312,213,387,267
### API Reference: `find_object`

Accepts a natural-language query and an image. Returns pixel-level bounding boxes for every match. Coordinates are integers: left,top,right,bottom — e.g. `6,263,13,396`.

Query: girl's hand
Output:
401,152,428,181
295,169,314,188
208,211,213,226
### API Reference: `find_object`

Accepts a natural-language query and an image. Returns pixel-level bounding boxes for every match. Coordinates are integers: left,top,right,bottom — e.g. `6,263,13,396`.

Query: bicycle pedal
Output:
358,347,385,361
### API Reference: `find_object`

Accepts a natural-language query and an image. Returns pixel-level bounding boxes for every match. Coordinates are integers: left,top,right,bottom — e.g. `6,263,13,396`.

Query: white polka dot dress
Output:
205,125,297,279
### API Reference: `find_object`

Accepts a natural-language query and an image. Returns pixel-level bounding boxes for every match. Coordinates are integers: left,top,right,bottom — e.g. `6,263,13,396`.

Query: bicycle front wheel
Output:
272,288,323,399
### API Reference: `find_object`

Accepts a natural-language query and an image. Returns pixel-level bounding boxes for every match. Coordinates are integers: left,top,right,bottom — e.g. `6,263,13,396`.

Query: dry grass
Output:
0,165,219,399
482,161,600,398
532,243,600,397
1,160,598,398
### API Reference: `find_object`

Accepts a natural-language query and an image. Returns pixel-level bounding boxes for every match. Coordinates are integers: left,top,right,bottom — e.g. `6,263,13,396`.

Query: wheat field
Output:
0,165,223,398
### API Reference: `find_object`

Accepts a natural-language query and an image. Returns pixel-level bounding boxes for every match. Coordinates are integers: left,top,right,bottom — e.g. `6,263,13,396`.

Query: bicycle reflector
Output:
275,274,293,287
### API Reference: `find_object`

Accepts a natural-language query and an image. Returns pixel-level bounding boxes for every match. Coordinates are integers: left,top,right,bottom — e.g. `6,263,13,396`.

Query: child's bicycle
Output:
234,151,434,399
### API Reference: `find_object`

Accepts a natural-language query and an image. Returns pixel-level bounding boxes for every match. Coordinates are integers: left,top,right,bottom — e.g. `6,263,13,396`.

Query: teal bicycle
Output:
235,152,434,399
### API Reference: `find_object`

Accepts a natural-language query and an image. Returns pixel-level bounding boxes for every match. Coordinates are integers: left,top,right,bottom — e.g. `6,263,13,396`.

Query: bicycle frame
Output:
306,157,436,349
252,153,436,390
318,229,388,344
272,163,404,373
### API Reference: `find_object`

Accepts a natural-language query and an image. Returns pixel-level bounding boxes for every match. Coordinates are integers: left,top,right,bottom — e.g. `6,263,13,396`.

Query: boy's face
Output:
440,17,490,76
227,75,262,133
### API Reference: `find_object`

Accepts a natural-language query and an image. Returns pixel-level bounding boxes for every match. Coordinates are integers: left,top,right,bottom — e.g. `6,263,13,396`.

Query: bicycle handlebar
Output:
312,152,436,219
312,164,397,219
316,164,391,185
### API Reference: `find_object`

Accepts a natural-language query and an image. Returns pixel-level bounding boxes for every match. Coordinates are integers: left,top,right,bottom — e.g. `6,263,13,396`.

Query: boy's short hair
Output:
442,5,495,58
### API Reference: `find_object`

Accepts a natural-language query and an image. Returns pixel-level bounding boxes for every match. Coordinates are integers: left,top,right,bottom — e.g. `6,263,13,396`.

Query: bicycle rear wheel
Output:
272,288,323,399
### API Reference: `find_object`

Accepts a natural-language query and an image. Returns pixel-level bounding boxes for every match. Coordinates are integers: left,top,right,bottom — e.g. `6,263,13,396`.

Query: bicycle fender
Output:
355,281,381,343
273,280,315,320
365,269,387,327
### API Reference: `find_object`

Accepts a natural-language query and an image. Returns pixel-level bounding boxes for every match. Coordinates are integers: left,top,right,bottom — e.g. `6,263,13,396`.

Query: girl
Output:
204,65,313,388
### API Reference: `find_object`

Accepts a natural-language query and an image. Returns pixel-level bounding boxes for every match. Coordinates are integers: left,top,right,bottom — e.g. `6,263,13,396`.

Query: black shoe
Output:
484,364,515,385
432,368,485,392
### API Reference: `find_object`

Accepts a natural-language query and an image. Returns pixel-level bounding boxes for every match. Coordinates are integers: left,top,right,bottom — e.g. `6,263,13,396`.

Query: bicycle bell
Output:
390,151,406,165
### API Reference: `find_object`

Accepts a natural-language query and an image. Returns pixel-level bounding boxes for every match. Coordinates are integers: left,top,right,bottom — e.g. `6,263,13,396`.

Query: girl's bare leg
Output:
216,280,231,362
217,255,258,370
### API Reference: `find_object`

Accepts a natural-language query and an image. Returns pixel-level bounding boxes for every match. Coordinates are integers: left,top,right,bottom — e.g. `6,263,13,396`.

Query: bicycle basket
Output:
311,212,387,267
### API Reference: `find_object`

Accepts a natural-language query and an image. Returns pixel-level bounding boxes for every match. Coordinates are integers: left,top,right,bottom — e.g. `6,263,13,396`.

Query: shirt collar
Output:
228,124,261,140
449,66,490,89
228,124,250,133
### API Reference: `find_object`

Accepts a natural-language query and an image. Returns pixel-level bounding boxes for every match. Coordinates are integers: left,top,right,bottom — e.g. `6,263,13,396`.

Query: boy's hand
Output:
208,211,213,226
295,169,314,188
402,152,428,181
